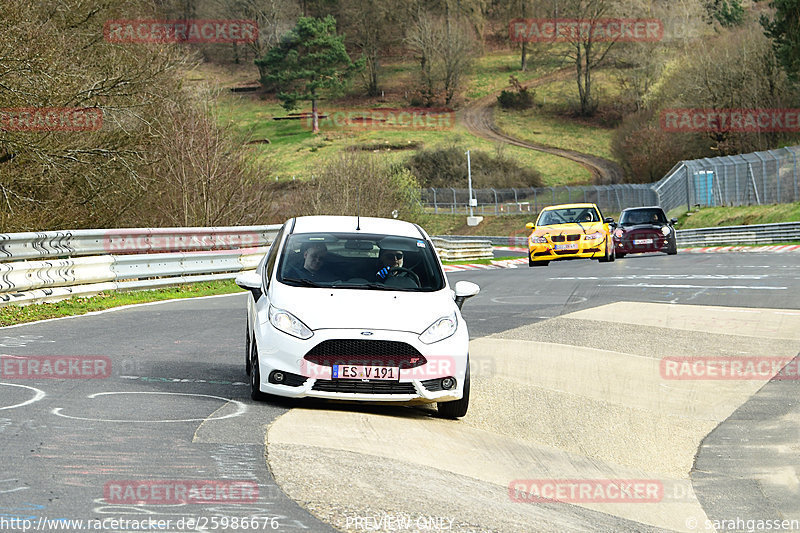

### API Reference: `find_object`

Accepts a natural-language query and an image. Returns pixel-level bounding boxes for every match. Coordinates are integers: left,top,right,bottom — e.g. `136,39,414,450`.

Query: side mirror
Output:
525,222,535,229
235,271,263,300
603,217,614,224
454,280,480,310
670,218,678,225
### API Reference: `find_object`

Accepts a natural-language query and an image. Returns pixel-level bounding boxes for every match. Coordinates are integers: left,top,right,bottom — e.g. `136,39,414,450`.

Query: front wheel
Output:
667,239,678,255
598,238,615,262
245,323,252,376
250,343,267,401
437,361,470,419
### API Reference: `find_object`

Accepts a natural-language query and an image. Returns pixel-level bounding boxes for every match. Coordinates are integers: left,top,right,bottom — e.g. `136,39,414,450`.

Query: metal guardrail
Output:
0,226,280,261
437,222,800,248
0,225,281,306
675,222,800,246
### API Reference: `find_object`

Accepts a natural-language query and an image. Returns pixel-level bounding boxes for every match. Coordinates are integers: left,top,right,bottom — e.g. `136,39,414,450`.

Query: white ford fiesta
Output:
235,215,480,418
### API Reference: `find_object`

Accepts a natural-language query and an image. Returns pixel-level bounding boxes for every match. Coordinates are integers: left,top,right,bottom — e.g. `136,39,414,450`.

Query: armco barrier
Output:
0,225,281,306
437,222,800,248
0,226,279,261
675,222,800,246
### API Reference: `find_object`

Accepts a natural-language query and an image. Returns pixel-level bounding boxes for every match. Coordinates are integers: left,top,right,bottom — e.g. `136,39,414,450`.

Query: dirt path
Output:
459,67,625,184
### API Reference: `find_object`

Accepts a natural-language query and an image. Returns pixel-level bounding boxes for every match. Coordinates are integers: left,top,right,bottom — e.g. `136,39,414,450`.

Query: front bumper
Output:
528,240,605,262
253,325,469,403
614,235,671,254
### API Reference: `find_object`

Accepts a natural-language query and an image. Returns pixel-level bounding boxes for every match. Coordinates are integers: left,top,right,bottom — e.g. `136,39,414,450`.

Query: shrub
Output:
405,144,542,189
304,152,422,220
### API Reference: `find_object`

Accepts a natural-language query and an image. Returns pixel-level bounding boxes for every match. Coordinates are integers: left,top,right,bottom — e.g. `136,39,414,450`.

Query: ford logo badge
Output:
361,331,373,336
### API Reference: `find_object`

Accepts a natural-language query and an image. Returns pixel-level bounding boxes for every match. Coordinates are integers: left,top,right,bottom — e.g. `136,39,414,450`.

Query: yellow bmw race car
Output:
525,203,616,267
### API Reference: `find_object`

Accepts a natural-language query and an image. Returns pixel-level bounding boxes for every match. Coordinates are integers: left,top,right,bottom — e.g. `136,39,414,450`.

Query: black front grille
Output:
550,235,565,242
566,234,581,241
304,339,425,369
282,372,308,387
422,378,445,391
311,379,417,395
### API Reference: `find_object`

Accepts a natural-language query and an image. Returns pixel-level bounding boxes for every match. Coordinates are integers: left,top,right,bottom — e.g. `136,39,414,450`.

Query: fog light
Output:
441,377,456,390
269,370,285,384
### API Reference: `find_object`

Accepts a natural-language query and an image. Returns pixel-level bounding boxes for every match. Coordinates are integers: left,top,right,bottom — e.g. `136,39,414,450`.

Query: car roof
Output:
620,206,665,212
541,203,599,211
290,216,425,238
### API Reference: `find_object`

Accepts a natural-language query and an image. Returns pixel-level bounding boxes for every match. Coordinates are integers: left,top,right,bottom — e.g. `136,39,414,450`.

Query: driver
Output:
376,248,404,281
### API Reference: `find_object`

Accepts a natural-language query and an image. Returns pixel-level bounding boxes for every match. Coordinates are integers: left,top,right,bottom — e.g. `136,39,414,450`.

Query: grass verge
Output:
678,203,800,229
0,280,243,327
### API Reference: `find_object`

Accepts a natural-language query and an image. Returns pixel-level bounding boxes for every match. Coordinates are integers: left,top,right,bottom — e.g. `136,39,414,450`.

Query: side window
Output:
263,226,285,288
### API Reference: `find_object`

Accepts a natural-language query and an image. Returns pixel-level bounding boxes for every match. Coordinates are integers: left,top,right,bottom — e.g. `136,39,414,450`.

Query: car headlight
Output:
530,236,547,244
661,226,671,235
613,228,624,238
419,312,458,344
269,305,313,339
585,232,604,240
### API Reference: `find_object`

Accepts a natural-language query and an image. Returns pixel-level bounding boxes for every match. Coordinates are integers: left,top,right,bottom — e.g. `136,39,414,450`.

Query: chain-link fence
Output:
654,146,800,214
421,184,657,216
421,145,800,216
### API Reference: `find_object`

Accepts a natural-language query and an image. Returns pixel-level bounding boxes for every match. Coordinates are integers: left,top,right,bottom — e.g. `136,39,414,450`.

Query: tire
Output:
667,239,678,255
598,238,614,263
437,361,470,419
245,322,252,377
250,343,267,402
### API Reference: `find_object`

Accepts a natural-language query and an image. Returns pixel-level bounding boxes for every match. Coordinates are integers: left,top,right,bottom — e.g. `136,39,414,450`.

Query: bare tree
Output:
305,152,421,219
144,89,273,227
558,0,618,116
210,0,300,74
406,11,476,106
337,0,402,96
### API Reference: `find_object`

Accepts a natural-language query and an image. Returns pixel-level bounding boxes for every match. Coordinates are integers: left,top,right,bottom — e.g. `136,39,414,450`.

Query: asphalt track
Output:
0,250,798,533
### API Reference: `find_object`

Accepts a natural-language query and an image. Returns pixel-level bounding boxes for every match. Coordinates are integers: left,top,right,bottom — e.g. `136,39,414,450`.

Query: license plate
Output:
633,239,653,245
554,243,579,250
332,364,399,380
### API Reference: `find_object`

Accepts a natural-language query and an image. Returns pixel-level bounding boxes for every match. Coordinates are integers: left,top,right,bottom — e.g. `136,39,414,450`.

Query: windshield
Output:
276,232,444,291
536,207,600,226
619,209,667,225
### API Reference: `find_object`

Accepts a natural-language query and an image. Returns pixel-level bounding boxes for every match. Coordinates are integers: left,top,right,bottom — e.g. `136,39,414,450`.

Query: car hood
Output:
269,284,455,334
532,222,606,237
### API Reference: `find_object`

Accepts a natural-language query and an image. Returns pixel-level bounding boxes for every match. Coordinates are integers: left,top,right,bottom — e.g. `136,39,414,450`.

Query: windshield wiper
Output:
281,277,324,287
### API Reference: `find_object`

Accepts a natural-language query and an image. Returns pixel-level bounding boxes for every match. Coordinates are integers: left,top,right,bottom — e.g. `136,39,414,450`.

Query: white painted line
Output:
602,283,786,290
51,391,247,423
0,383,46,411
